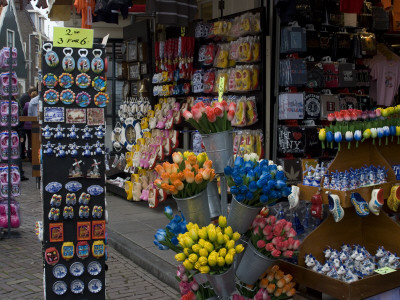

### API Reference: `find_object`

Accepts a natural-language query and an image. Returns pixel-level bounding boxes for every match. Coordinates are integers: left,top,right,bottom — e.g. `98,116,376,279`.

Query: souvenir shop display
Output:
41,42,107,299
0,47,21,234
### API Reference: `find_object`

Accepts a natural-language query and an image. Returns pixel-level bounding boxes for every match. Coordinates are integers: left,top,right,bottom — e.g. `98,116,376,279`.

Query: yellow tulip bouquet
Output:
154,151,216,198
174,216,244,275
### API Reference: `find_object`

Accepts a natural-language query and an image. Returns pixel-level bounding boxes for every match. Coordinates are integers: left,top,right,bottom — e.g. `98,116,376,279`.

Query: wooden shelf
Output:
298,140,396,208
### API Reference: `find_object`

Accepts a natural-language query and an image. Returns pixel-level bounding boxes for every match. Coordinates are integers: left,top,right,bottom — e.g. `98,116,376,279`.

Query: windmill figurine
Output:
87,159,101,179
69,159,83,178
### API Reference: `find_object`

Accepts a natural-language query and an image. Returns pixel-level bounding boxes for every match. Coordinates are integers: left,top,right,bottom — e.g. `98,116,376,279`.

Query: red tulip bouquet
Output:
182,100,236,134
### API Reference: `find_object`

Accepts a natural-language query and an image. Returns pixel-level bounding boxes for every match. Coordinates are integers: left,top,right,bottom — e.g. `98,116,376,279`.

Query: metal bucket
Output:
201,131,233,174
227,196,261,234
193,273,208,285
235,241,276,285
173,189,210,227
206,266,236,298
207,179,221,219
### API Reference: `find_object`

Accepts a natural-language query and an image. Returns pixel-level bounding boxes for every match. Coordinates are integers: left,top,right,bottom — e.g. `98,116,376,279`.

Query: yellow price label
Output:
53,27,94,49
181,27,186,37
374,267,396,275
218,77,225,102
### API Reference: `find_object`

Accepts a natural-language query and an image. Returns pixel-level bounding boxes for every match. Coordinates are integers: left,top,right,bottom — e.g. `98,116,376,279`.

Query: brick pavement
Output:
0,162,180,299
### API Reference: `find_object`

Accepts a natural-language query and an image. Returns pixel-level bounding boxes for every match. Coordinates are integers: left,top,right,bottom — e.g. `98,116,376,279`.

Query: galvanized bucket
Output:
206,265,236,297
201,131,233,174
193,273,208,285
207,179,221,219
227,196,261,234
173,189,210,227
235,241,276,285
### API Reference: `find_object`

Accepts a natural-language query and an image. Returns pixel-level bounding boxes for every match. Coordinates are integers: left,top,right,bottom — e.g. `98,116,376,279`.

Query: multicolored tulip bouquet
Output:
224,155,291,207
174,216,244,275
177,264,216,300
248,208,301,259
319,105,400,150
182,100,236,134
153,206,187,253
154,151,215,198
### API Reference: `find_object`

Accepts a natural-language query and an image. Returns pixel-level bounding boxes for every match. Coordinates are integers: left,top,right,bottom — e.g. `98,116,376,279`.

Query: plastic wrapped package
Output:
246,96,258,126
252,36,261,62
203,44,216,66
0,199,21,228
214,70,229,94
214,44,230,68
238,13,252,36
192,70,204,93
228,68,238,92
229,40,239,62
251,13,261,34
238,37,253,62
251,65,260,90
241,66,252,91
232,97,247,126
203,69,215,94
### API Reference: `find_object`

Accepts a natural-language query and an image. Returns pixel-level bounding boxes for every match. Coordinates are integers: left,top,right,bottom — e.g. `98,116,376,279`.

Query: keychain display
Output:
60,89,75,105
44,89,59,105
43,73,58,88
76,73,91,89
77,49,90,73
76,92,91,107
58,73,74,88
0,47,17,68
43,43,59,67
91,49,104,74
62,48,75,72
0,72,19,96
0,100,19,127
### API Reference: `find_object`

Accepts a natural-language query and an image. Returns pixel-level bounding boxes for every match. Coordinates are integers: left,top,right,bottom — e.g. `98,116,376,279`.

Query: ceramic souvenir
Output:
45,247,60,265
61,241,75,260
67,125,79,139
65,181,82,192
44,107,64,123
92,76,106,92
87,108,105,126
76,92,91,107
69,159,83,177
43,43,59,67
55,143,67,158
43,141,55,156
70,262,84,277
94,92,109,107
65,193,76,206
76,241,90,259
81,125,93,139
87,261,102,276
43,73,58,88
62,48,75,72
43,89,59,105
68,142,80,158
87,185,104,196
70,279,84,294
92,240,105,258
76,73,91,89
87,159,101,179
45,182,62,193
63,206,74,219
79,205,90,218
88,279,102,293
54,124,65,139
53,264,67,279
59,89,75,105
92,141,104,155
82,143,92,157
94,125,105,139
77,49,90,73
91,49,104,74
52,281,67,295
58,73,74,89
66,108,86,124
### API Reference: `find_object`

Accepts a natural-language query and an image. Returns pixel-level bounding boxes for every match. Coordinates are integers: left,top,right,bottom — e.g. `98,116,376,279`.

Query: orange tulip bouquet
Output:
154,151,216,198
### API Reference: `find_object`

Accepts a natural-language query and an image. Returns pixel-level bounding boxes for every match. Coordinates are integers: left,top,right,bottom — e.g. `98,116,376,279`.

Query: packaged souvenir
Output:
252,36,261,62
251,65,259,90
232,97,247,126
238,37,252,62
251,13,261,33
241,66,252,91
203,44,216,66
228,68,238,92
214,70,229,94
238,13,252,36
322,57,339,88
203,69,215,94
214,44,229,68
280,22,307,54
246,96,258,126
229,40,239,62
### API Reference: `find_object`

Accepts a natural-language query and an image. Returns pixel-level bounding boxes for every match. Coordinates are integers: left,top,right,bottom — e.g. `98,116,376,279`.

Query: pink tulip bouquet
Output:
248,208,301,259
183,100,236,134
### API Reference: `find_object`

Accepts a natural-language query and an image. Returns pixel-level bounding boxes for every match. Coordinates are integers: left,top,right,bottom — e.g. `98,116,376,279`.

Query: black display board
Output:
41,42,106,299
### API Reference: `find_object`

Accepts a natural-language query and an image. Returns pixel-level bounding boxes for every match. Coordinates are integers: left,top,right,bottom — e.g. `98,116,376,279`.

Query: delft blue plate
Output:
65,181,82,192
53,264,67,279
70,262,84,277
87,185,104,196
45,182,62,193
88,279,102,293
87,261,101,276
70,279,84,294
52,281,67,295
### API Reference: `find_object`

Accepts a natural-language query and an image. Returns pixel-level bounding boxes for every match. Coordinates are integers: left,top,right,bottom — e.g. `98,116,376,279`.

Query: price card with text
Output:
53,27,94,49
374,267,396,275
218,76,225,102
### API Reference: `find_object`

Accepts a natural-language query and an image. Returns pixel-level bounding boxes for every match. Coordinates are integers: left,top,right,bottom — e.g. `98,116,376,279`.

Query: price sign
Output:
53,27,94,49
218,76,225,102
374,267,396,275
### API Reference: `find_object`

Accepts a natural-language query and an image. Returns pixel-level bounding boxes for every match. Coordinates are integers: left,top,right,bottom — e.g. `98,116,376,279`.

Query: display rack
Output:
41,42,107,299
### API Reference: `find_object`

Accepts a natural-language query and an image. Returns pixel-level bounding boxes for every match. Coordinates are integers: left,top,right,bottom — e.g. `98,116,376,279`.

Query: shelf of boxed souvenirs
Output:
19,116,40,177
298,139,397,208
277,208,400,300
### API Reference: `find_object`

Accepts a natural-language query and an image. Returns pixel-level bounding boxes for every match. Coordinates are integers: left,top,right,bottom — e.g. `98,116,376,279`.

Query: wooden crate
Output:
275,208,400,299
298,140,396,208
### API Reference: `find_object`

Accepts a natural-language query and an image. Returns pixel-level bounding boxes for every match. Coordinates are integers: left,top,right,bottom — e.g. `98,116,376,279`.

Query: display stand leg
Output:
220,175,228,217
7,47,12,239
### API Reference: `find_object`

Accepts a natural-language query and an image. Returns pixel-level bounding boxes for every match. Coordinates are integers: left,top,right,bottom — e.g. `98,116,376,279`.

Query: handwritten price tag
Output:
53,27,93,49
374,267,396,275
218,77,225,102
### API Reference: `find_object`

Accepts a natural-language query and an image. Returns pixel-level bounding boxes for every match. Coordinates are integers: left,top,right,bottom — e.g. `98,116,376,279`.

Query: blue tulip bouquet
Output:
224,156,292,207
153,206,188,253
